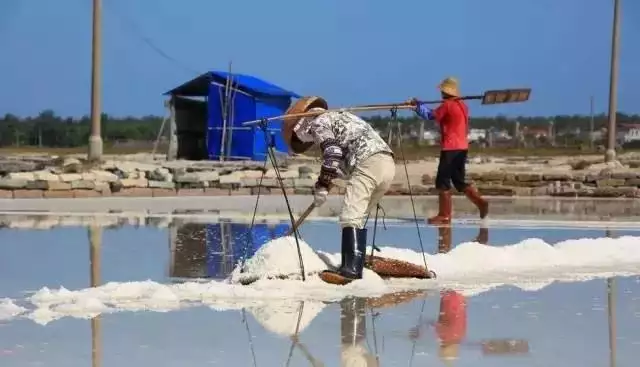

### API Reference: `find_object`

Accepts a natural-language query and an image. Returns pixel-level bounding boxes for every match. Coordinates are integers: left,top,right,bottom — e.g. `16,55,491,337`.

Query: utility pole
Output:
88,0,104,161
590,96,595,149
605,0,621,163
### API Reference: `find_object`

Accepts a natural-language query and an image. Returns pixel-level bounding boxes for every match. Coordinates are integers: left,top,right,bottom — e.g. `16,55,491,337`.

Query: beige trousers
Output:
339,152,396,229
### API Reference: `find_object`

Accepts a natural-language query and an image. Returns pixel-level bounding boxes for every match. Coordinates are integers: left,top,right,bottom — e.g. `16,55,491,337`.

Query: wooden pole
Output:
88,0,103,161
89,224,102,367
605,0,621,163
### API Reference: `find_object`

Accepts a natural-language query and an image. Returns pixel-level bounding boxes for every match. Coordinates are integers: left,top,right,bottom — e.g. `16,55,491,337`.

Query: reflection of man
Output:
438,225,489,254
340,297,379,367
436,289,467,363
438,226,453,253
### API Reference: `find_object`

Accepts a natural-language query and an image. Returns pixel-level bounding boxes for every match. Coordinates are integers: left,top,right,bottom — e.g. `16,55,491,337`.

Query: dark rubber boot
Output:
428,190,452,225
337,227,366,280
464,186,488,219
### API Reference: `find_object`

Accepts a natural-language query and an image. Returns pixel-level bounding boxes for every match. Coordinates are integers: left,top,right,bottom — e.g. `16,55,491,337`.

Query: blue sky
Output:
0,0,638,118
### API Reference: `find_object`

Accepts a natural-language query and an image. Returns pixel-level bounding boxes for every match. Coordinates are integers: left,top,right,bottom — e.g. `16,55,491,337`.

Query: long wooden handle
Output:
240,88,530,127
241,105,416,126
286,203,316,236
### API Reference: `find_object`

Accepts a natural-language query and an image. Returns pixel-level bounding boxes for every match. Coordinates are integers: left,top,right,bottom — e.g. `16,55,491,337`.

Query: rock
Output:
625,178,640,187
26,181,48,190
92,170,119,183
94,182,111,193
0,178,28,189
148,180,176,189
6,172,35,181
174,171,219,183
33,170,60,181
596,179,626,188
71,180,96,190
477,171,507,181
298,165,314,176
120,178,149,188
265,169,298,179
147,167,172,181
0,160,38,174
542,172,574,181
59,173,83,182
477,186,516,196
592,187,638,198
241,170,267,179
61,157,82,173
421,174,434,185
241,178,260,187
516,173,543,182
218,174,243,189
109,181,123,193
114,161,158,173
81,172,96,181
45,181,72,191
293,178,315,188
27,181,71,190
530,186,550,196
120,170,145,179
610,170,638,180
259,178,281,188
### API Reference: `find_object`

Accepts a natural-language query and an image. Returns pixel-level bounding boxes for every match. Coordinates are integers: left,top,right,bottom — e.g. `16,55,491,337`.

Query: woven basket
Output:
365,255,433,279
481,339,529,355
365,290,428,309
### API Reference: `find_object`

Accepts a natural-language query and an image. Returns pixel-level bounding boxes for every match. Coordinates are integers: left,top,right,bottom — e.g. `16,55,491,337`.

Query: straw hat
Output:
438,77,460,97
282,96,328,154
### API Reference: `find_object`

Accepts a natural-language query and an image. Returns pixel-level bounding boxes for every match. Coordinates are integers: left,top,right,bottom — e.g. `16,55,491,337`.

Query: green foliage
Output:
0,110,164,147
0,109,637,148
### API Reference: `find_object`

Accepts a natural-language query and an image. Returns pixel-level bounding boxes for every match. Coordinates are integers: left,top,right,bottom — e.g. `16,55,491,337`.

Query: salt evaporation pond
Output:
0,212,639,366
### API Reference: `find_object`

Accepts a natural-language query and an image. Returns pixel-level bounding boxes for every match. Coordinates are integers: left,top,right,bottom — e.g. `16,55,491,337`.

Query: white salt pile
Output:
228,236,332,283
0,298,27,321
2,235,639,325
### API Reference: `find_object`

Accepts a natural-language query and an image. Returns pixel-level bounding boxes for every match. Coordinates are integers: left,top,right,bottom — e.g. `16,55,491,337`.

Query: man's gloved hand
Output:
405,97,419,106
313,183,329,207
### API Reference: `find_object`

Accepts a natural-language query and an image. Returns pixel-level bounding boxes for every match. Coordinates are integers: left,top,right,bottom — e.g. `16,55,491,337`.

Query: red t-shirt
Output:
432,99,469,150
436,290,467,345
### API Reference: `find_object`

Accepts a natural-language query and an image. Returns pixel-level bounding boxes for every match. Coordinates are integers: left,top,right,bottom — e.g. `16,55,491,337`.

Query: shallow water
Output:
0,211,639,366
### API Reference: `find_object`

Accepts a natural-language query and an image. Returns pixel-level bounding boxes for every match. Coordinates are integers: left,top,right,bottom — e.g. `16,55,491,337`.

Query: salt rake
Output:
240,88,532,127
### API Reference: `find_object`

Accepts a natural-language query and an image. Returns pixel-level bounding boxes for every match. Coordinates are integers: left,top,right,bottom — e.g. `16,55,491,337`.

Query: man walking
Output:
408,77,488,225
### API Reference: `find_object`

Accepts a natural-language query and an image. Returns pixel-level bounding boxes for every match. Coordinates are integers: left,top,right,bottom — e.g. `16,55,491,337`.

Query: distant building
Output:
617,123,640,144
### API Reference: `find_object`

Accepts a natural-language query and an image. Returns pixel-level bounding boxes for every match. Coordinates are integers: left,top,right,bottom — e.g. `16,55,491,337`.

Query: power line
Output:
102,0,200,77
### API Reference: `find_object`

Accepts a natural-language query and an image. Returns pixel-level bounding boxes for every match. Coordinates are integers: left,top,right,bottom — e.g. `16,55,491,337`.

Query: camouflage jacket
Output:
296,111,393,175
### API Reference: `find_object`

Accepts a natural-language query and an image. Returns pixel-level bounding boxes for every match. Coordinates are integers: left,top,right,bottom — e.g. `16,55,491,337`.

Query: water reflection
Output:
22,222,625,366
437,225,489,254
169,222,289,279
606,229,617,367
89,224,102,367
432,225,530,362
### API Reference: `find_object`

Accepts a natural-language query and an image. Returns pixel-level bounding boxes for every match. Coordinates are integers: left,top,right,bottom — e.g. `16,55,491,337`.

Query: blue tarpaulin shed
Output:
165,71,301,161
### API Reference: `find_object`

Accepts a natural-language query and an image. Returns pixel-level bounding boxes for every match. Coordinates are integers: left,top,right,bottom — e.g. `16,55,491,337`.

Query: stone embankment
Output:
2,153,640,199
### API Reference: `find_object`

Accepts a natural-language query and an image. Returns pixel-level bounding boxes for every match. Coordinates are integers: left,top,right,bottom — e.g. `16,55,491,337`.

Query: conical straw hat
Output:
281,96,328,154
438,77,461,97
